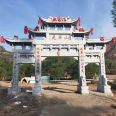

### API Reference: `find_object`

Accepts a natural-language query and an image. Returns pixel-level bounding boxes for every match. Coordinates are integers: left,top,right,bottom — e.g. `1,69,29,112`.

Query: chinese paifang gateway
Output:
4,16,114,95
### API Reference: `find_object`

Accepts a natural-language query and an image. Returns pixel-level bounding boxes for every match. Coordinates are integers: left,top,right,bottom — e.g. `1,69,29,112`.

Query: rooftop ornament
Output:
0,36,5,43
112,37,116,44
24,26,29,34
90,28,94,35
34,26,39,31
14,35,19,40
100,36,105,41
38,17,43,28
77,17,81,26
79,26,85,32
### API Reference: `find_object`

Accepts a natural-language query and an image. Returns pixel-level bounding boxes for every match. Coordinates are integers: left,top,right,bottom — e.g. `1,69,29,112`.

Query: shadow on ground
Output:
43,86,75,93
0,87,116,116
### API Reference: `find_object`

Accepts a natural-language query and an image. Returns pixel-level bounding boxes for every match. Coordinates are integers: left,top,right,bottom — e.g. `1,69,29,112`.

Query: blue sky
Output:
0,0,116,50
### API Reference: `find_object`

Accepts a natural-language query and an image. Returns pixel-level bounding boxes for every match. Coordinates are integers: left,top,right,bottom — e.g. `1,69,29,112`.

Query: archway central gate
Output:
5,16,113,95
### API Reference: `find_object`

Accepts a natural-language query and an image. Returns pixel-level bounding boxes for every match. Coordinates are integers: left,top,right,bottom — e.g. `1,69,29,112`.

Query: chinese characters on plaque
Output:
49,34,71,40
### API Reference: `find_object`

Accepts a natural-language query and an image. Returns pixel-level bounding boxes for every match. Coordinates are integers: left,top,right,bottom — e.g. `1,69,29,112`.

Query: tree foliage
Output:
0,56,12,80
85,63,99,79
19,64,35,79
105,58,116,74
111,0,116,27
0,55,115,81
42,57,78,80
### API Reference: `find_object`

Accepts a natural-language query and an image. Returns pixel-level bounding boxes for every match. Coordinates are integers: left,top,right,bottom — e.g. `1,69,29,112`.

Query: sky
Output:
0,0,116,51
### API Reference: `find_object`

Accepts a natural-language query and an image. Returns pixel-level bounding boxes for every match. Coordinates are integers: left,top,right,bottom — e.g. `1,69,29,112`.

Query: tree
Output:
0,67,7,80
0,57,12,80
111,0,116,27
19,64,35,79
42,57,78,80
66,60,78,79
85,63,99,79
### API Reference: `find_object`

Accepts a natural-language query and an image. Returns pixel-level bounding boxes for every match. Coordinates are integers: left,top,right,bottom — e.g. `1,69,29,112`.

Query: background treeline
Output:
0,45,116,81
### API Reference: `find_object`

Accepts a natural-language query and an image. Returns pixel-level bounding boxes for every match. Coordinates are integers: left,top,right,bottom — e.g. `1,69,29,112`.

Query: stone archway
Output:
7,42,113,96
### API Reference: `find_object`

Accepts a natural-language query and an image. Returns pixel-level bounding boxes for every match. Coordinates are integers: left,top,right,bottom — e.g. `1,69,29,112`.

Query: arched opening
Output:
21,78,28,83
42,57,79,81
85,63,99,91
42,57,79,93
19,64,35,82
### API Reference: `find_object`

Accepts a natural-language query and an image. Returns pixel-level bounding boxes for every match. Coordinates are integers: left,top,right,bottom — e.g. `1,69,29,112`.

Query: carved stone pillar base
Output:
77,85,89,94
97,85,113,96
97,75,113,96
32,84,42,95
8,87,21,95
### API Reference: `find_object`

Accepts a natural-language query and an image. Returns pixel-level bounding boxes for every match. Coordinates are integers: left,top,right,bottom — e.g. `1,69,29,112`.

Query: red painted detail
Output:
100,36,105,41
90,28,94,35
75,17,81,30
38,17,42,27
24,26,29,34
112,37,116,44
58,16,61,22
53,17,57,22
79,27,84,32
77,17,81,26
0,36,5,43
34,26,39,31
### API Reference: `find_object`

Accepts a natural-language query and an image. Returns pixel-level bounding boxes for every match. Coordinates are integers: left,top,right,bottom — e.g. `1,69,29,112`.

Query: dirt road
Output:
0,81,116,116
